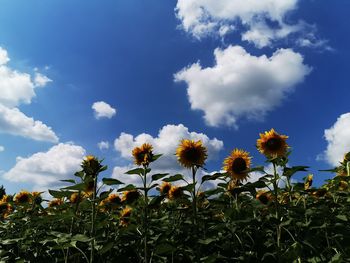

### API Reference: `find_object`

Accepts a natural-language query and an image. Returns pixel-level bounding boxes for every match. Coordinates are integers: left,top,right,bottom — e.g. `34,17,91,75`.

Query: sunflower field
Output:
1,129,350,262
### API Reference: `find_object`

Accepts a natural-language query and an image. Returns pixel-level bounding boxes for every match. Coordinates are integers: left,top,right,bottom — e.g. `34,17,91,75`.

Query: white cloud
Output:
175,0,302,47
112,124,224,186
92,101,117,119
174,45,311,127
322,113,350,166
0,104,58,143
34,72,52,87
3,143,86,191
0,146,4,152
0,46,58,142
98,141,109,151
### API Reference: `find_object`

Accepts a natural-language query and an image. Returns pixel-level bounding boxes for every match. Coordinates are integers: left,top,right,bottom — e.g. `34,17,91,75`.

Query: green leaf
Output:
117,184,136,192
336,215,348,222
102,178,124,185
155,243,175,255
151,173,169,181
283,166,309,179
151,154,162,162
62,183,86,191
71,234,90,243
125,168,151,175
181,183,195,193
163,174,184,182
201,173,224,183
60,179,76,184
49,190,72,198
198,238,216,245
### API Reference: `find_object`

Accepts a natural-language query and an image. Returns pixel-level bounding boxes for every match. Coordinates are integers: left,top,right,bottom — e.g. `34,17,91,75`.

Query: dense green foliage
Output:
1,136,350,263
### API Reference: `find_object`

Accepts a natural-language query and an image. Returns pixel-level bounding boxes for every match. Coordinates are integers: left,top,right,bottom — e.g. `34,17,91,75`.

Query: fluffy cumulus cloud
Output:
0,146,4,152
3,143,86,191
0,105,58,143
112,124,224,185
175,0,326,49
98,141,109,151
175,45,311,127
92,101,117,119
322,113,350,166
0,46,58,142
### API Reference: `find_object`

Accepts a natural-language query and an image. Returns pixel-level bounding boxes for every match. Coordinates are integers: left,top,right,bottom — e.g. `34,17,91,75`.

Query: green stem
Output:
192,166,198,227
90,176,97,263
272,162,281,262
143,165,149,263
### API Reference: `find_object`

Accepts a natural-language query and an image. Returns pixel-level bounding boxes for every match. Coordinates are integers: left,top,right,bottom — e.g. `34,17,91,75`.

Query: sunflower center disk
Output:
232,158,247,174
184,148,200,164
266,138,282,151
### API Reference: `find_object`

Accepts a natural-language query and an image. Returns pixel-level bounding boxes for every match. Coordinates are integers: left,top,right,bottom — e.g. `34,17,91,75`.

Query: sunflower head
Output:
257,129,289,158
70,192,81,204
82,155,102,175
31,191,42,204
223,149,251,182
120,207,132,227
108,193,121,205
344,152,350,163
122,190,140,204
312,188,327,198
48,198,63,208
14,191,31,204
304,174,313,190
176,139,207,169
256,190,272,205
0,201,12,218
159,182,172,195
132,143,154,166
1,195,11,203
339,181,348,191
168,186,182,200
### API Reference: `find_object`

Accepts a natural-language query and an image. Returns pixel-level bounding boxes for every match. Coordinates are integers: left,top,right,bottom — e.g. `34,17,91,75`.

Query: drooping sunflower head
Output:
223,149,251,181
257,129,289,158
159,182,172,195
344,152,350,163
14,191,30,204
256,190,272,205
0,201,12,218
304,174,313,190
70,192,80,204
168,186,182,200
82,155,102,175
120,207,132,227
339,181,348,191
132,143,154,166
122,190,140,204
107,193,121,205
48,198,63,208
31,191,42,204
176,139,208,169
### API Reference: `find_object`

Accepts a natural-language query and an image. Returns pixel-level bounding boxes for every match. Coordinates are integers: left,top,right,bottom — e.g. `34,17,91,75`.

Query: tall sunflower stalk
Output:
82,155,103,263
257,129,289,254
132,143,154,263
176,139,207,231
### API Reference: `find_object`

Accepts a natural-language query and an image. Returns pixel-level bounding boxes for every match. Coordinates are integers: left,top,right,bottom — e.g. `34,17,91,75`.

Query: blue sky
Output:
0,0,349,194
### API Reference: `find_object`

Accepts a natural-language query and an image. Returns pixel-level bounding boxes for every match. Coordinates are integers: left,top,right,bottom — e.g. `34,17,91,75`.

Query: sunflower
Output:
159,182,172,195
120,207,132,227
0,201,12,218
168,186,182,200
14,191,30,204
344,152,350,163
176,139,207,168
82,155,101,174
304,174,313,190
107,193,121,205
256,190,272,205
31,191,42,204
122,190,140,204
339,181,348,191
1,195,11,203
48,198,63,208
223,149,251,181
132,143,154,166
257,129,289,158
70,192,81,204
